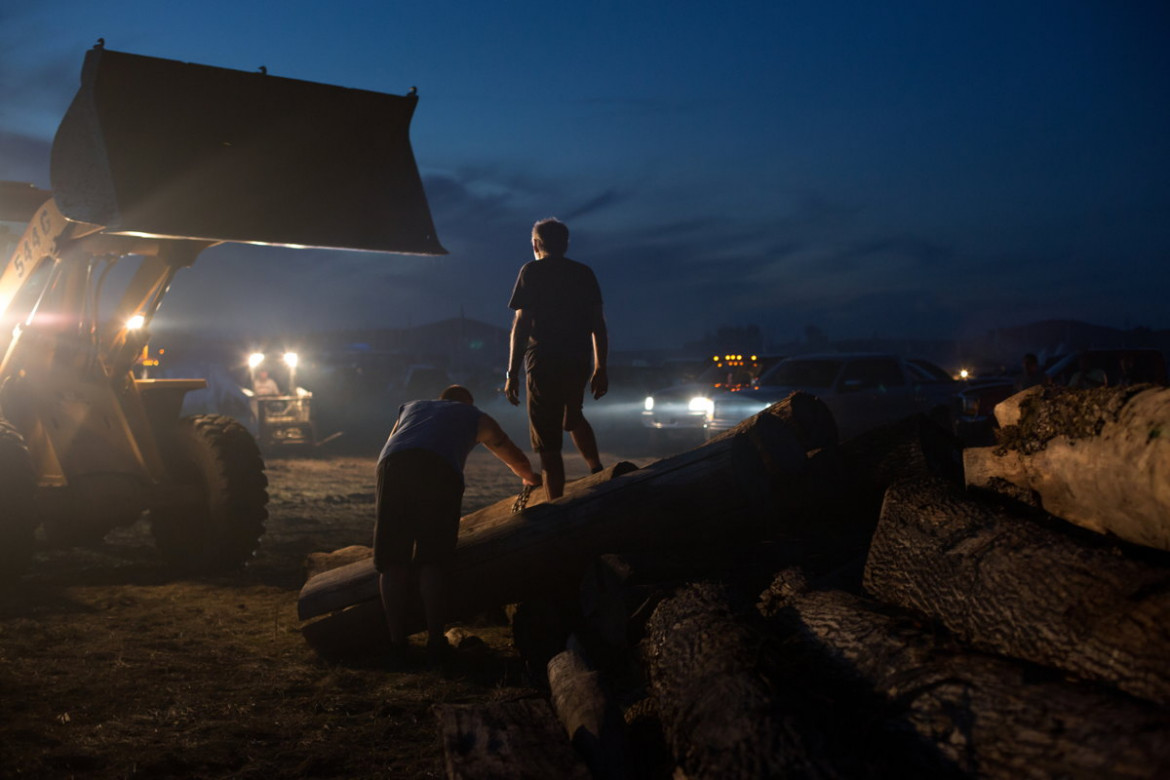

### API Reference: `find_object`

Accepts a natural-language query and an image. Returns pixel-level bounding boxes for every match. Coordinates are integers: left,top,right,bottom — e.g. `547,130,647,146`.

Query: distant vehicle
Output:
953,348,1168,445
706,353,958,442
245,352,316,450
641,354,784,442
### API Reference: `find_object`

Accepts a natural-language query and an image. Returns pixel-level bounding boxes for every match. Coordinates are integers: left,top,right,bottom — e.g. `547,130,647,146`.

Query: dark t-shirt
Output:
507,256,602,356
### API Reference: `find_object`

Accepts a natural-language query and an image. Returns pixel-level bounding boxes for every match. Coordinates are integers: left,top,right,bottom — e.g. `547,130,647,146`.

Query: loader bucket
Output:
50,47,445,255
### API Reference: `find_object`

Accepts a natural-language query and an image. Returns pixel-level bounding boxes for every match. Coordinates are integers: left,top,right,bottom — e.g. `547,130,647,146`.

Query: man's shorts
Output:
525,350,592,453
373,448,464,571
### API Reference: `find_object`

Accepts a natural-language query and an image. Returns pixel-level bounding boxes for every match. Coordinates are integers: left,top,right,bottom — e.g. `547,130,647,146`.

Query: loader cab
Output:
245,351,316,451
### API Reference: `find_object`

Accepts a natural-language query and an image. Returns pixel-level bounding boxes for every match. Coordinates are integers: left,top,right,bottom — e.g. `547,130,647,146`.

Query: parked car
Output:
641,353,784,443
952,348,1168,445
707,353,958,442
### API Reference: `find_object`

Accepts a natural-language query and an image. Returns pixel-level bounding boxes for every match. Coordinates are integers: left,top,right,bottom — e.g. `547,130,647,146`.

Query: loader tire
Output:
150,415,268,572
0,418,37,583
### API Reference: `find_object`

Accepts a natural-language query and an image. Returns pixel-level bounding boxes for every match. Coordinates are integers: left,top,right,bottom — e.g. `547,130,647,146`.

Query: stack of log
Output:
300,385,1170,779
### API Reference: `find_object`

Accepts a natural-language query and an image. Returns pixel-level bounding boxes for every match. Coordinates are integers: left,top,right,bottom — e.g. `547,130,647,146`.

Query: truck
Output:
0,45,444,579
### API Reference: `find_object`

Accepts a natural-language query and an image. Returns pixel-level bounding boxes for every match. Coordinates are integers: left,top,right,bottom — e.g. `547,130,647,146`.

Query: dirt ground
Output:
0,439,657,779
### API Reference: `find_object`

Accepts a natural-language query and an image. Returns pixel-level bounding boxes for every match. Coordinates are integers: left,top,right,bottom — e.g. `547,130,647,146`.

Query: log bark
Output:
304,544,373,579
641,581,948,779
765,583,1170,778
298,396,832,655
547,637,630,779
865,477,1170,704
435,698,591,780
965,385,1170,552
642,581,822,780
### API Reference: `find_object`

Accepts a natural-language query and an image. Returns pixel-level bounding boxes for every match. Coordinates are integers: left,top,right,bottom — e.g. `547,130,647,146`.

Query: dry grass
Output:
0,447,646,779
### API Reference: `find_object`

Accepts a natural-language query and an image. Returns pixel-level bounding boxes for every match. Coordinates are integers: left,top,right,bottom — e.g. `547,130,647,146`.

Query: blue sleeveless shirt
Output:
378,399,482,483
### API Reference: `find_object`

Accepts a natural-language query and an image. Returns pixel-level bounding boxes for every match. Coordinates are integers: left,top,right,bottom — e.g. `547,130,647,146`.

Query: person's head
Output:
531,218,569,258
439,385,474,405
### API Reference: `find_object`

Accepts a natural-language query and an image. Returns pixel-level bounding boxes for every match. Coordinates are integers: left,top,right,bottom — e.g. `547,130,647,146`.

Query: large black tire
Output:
150,415,268,572
0,418,37,583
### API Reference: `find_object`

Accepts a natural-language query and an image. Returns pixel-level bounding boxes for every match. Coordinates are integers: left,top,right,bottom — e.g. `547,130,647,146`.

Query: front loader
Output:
0,45,445,579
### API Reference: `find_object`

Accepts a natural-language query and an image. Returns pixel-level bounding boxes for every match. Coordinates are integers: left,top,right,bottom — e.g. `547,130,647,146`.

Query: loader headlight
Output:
248,352,265,369
283,352,299,368
126,314,146,330
644,396,654,412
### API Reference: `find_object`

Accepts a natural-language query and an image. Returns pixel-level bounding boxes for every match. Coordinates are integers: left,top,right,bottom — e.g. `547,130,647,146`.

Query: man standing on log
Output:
375,385,540,664
505,217,609,500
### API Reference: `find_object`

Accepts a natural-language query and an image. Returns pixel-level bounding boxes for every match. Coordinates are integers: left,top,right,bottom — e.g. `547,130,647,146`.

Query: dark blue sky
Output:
2,1,1167,350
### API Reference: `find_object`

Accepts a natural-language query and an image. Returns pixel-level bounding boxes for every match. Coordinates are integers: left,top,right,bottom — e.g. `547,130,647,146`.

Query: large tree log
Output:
764,581,1170,778
547,637,630,779
299,461,640,608
298,396,834,655
642,581,955,779
435,699,591,780
964,385,1170,552
642,581,822,780
864,478,1170,704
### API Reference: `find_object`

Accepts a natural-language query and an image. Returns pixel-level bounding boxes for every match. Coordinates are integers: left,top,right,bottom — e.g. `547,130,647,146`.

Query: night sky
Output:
1,1,1167,350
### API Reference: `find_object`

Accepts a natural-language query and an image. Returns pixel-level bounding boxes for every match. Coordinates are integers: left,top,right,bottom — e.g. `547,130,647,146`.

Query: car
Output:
707,353,958,442
641,353,784,444
953,348,1168,445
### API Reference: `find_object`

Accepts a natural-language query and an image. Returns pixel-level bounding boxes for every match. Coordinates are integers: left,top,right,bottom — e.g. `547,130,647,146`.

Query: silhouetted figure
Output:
1068,353,1107,389
505,218,609,500
375,385,538,666
1015,353,1050,391
1117,352,1138,387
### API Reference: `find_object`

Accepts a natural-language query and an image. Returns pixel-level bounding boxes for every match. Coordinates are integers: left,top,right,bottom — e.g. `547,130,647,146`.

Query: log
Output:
299,461,640,620
304,544,374,579
865,478,1170,704
642,581,820,779
765,582,1170,778
642,581,955,779
965,385,1170,552
298,396,832,655
435,698,592,780
547,637,630,779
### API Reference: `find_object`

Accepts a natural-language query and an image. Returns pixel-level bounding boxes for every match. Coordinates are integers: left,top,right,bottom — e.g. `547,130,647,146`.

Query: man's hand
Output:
505,375,520,406
522,474,542,487
591,367,609,400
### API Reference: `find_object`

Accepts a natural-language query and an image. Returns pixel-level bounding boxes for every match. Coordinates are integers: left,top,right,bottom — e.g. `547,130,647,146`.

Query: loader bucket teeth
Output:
50,48,445,255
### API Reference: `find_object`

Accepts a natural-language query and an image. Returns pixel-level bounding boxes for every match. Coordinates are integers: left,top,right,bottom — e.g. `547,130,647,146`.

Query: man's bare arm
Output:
477,413,539,485
589,304,609,400
505,309,533,406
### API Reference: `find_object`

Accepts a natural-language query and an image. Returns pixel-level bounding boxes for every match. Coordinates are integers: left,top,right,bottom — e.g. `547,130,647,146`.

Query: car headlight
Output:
688,396,715,416
644,396,654,412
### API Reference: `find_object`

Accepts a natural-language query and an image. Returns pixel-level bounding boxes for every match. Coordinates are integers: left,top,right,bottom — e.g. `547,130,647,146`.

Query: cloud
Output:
0,131,51,184
559,188,627,221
